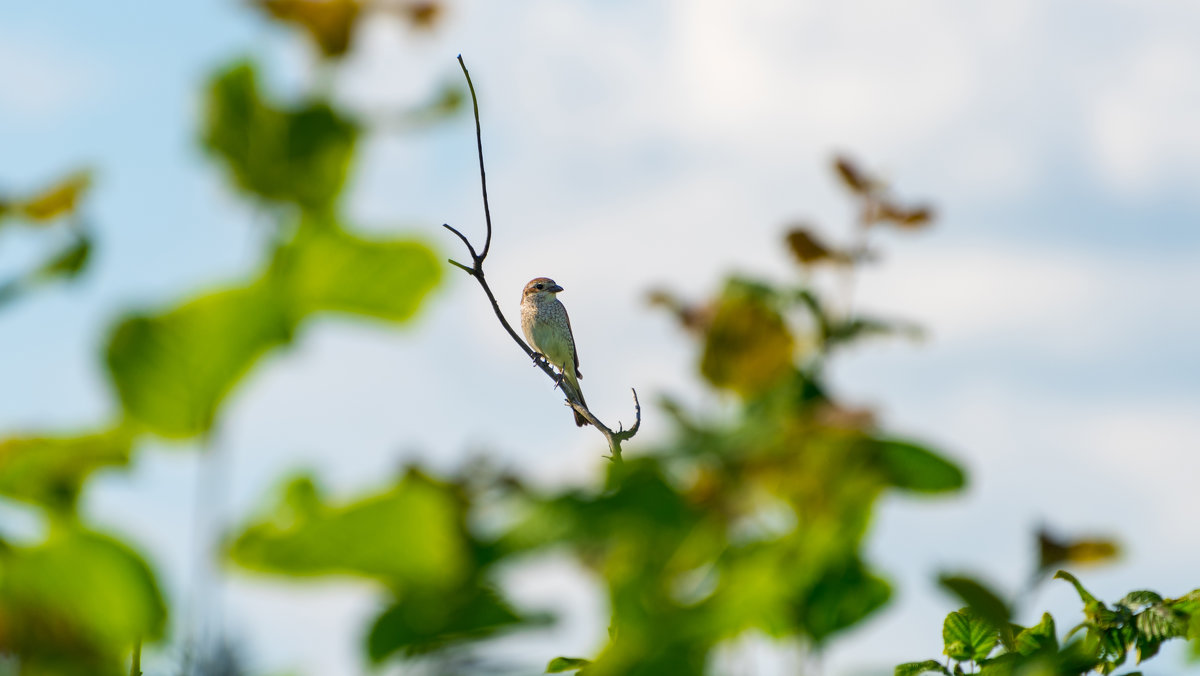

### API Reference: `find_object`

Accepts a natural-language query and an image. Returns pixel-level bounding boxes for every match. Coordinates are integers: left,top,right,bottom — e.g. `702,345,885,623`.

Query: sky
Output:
2,1,1199,675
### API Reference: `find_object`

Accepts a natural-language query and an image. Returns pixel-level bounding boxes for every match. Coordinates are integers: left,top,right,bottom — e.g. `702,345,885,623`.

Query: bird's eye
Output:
535,283,544,290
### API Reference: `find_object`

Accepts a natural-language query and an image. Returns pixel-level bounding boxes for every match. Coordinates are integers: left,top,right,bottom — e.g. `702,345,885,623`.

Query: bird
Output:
521,277,589,426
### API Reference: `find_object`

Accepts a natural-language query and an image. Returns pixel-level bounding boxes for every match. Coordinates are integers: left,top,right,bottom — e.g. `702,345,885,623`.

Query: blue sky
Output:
2,1,1199,675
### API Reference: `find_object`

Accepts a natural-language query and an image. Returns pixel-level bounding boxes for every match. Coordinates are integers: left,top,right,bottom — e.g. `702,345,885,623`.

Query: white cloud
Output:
851,242,1200,360
1089,39,1200,194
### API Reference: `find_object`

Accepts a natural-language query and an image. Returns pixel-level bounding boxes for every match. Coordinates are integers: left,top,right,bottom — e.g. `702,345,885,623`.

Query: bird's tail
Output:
564,368,590,427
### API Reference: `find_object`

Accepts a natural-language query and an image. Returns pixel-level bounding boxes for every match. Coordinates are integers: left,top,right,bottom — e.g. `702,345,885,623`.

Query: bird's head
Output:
523,277,563,303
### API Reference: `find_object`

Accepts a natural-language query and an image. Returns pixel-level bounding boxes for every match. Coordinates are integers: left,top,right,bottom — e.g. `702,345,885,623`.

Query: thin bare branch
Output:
442,222,479,262
457,55,493,261
445,56,640,463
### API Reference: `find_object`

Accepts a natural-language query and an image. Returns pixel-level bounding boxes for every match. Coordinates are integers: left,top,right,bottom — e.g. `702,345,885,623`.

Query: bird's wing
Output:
563,303,581,378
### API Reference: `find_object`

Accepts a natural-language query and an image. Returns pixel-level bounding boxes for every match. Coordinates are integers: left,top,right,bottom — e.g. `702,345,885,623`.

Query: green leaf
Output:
202,61,357,210
273,217,442,321
35,234,92,280
877,439,965,493
943,608,999,662
106,280,293,438
1117,590,1162,611
938,575,1012,643
229,469,470,587
1168,589,1200,616
1015,613,1058,656
547,656,592,673
1055,570,1099,605
0,529,165,670
802,558,892,643
896,660,950,676
0,426,132,512
700,280,795,396
367,585,536,661
1134,603,1187,640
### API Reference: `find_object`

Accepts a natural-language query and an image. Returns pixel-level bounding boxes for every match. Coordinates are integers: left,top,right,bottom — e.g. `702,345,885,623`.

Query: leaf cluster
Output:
898,571,1200,676
0,26,459,670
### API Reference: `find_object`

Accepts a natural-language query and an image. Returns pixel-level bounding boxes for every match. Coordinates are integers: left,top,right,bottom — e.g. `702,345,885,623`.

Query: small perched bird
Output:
521,277,589,426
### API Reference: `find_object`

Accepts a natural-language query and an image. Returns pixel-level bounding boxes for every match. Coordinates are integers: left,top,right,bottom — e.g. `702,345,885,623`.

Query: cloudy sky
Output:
2,1,1199,675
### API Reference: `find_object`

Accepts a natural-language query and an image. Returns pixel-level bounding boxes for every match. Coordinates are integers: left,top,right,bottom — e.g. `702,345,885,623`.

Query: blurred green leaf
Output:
105,217,440,439
1015,613,1058,656
229,469,470,587
106,281,293,438
944,608,999,662
274,217,442,321
35,234,92,280
367,586,535,661
802,558,892,643
939,575,1011,632
202,61,358,211
896,661,950,676
700,281,795,396
0,426,132,512
875,439,965,493
1168,589,1200,616
0,529,165,672
547,656,592,673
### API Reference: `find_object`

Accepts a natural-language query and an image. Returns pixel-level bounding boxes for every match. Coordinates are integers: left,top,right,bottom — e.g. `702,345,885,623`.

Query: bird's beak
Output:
549,284,564,293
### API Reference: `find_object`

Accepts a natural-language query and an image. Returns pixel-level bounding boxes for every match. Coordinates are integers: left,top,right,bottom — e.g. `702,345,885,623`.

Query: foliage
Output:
0,169,95,308
0,8,451,672
214,156,964,674
1,4,1195,676
897,570,1199,675
228,471,542,661
0,529,166,675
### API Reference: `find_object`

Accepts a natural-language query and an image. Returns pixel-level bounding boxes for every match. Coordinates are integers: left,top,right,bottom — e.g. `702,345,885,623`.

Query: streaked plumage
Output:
520,277,589,426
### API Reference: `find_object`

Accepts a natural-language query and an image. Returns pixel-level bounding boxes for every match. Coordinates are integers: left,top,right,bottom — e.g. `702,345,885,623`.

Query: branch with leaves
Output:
443,56,640,463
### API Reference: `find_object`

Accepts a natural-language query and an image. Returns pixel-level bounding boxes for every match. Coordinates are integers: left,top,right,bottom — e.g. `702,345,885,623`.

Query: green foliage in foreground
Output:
0,53,445,671
0,529,166,675
898,571,1200,676
1,3,1196,674
219,160,966,674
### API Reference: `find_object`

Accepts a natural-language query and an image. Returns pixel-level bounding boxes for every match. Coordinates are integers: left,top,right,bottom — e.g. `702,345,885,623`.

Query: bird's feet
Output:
530,352,549,368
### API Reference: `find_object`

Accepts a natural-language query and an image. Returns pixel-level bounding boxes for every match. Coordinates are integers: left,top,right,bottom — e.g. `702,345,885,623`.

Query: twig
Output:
444,55,640,463
130,637,141,676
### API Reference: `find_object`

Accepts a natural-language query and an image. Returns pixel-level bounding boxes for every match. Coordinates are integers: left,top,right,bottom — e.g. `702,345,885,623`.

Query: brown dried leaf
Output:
257,0,363,58
814,402,876,431
876,201,934,229
647,289,713,334
1038,528,1121,572
833,156,878,195
19,171,92,222
785,227,851,265
402,1,441,29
